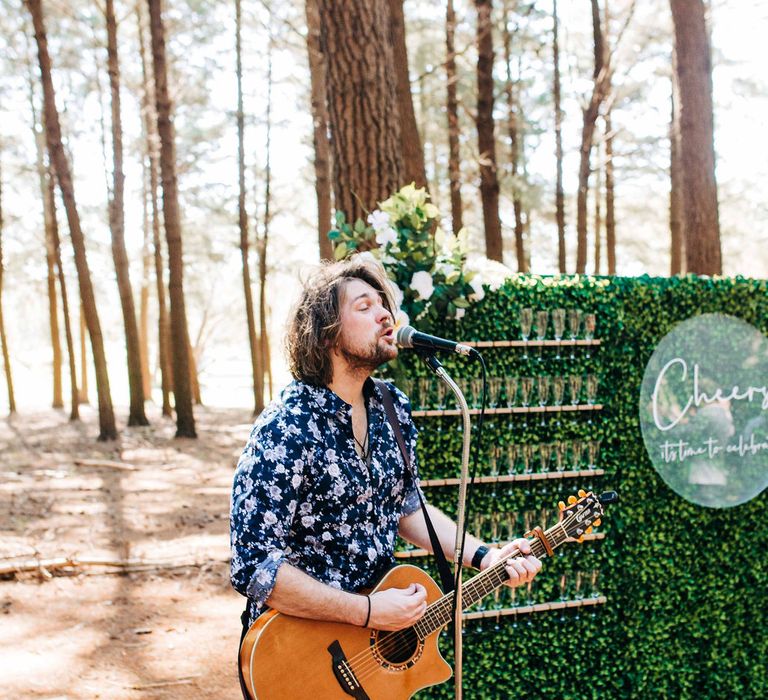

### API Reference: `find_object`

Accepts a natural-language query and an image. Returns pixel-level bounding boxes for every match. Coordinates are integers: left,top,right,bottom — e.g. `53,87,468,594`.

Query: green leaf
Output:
333,242,348,260
327,230,340,241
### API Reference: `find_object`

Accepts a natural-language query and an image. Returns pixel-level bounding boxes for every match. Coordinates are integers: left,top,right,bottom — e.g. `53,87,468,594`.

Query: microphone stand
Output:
421,354,472,700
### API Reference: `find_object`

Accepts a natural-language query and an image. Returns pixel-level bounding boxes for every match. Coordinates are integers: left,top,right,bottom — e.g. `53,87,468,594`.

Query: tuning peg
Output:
586,526,593,534
567,495,577,505
593,518,601,527
578,489,587,498
578,535,584,543
558,501,566,511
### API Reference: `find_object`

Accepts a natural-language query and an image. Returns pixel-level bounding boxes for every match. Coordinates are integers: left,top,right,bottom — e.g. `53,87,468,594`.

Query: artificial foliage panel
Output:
388,274,767,699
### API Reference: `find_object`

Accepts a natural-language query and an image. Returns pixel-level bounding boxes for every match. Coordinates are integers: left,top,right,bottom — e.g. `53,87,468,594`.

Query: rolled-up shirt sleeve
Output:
230,410,308,612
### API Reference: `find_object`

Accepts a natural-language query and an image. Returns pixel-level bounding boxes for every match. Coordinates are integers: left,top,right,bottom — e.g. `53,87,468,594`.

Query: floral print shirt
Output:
230,378,422,624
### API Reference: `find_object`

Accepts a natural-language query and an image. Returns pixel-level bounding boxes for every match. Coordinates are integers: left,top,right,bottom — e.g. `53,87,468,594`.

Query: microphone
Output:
395,325,476,357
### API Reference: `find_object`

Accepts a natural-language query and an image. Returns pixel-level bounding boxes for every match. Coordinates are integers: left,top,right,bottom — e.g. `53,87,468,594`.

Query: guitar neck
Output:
414,520,571,639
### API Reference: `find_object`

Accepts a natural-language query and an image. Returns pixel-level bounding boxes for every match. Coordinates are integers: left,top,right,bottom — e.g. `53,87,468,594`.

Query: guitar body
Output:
240,564,452,700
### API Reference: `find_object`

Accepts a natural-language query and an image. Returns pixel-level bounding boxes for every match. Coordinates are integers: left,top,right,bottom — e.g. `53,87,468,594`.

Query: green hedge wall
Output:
393,274,768,699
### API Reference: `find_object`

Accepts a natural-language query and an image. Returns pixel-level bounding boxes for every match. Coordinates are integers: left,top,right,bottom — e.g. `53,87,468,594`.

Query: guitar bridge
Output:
327,640,371,700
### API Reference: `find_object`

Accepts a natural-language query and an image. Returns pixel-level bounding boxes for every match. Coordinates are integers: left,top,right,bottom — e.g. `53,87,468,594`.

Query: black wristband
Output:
362,595,371,628
471,545,490,570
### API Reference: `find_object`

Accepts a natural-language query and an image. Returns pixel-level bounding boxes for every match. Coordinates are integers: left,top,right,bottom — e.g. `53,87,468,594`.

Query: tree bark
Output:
0,155,16,414
553,0,566,272
26,0,116,440
388,0,427,189
139,156,152,399
593,136,603,274
316,0,404,224
445,0,464,235
475,0,503,262
260,15,274,403
669,54,684,275
605,109,616,275
106,0,148,426
305,0,334,261
237,0,264,415
78,305,89,404
147,0,196,437
136,1,172,416
501,0,526,272
670,0,720,273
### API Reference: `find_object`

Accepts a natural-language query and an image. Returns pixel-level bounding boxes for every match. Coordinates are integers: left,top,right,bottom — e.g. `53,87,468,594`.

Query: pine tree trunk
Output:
137,2,172,417
316,0,404,223
32,108,63,408
445,0,464,235
147,0,196,437
106,0,148,426
78,306,89,404
669,59,684,276
501,0,526,272
0,156,16,414
305,0,334,261
260,16,274,403
553,0,566,273
475,0,503,262
388,0,427,189
605,109,616,275
670,0,721,275
139,161,152,399
593,136,603,274
576,0,608,273
26,0,116,440
237,0,264,415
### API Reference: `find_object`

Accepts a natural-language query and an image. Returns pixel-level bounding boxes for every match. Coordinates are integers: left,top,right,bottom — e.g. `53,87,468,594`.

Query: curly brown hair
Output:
286,257,395,386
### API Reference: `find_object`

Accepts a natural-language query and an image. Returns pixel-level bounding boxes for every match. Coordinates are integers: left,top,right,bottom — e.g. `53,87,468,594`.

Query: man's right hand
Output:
368,583,428,631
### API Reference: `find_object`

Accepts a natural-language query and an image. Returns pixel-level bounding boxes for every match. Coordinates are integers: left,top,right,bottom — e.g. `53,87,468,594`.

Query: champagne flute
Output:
418,377,431,411
507,443,520,475
583,312,596,358
519,307,533,360
552,308,566,360
554,441,568,472
488,376,502,409
520,376,534,428
435,379,447,410
569,374,582,406
587,439,602,469
552,375,565,426
586,373,599,424
537,375,550,426
505,375,519,407
571,440,584,471
471,377,483,410
535,310,549,364
521,443,534,474
538,443,552,473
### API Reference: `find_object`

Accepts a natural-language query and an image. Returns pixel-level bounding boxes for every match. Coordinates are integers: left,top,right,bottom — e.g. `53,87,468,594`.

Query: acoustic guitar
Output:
239,490,613,699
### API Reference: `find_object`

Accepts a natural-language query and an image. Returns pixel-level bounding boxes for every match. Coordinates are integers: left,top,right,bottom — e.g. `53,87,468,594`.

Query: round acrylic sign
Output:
639,313,768,508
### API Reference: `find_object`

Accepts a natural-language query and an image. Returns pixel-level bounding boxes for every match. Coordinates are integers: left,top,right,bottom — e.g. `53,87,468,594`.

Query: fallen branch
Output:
74,458,138,471
0,555,229,577
130,676,199,690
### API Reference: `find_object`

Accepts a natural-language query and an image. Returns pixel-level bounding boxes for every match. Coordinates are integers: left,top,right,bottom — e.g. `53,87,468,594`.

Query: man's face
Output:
335,278,397,373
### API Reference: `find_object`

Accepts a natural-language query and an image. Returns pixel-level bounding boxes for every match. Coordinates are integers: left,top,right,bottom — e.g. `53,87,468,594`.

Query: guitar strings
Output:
346,507,594,683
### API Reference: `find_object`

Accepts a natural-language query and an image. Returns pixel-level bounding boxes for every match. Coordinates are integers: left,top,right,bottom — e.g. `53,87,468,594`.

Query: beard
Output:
337,334,397,375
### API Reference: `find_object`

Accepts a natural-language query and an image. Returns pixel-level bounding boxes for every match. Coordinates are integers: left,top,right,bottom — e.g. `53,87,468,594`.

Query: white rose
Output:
410,270,434,301
367,210,390,232
387,280,404,310
468,275,485,302
455,307,466,320
375,226,398,247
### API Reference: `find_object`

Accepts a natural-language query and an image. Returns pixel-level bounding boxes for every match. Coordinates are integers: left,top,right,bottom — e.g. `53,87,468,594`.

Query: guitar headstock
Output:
556,490,616,542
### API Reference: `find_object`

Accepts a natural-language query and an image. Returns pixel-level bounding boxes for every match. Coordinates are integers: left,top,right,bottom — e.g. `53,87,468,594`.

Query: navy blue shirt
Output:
230,378,422,624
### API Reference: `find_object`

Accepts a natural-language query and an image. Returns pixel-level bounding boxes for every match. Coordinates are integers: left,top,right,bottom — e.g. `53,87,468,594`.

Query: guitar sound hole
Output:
375,628,419,665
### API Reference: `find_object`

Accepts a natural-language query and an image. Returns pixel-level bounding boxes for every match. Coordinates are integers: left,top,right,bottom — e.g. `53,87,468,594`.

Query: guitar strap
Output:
374,378,455,594
236,379,455,700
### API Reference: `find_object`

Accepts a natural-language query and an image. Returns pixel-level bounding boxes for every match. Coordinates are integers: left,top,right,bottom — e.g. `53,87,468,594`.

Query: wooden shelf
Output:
394,533,606,560
420,468,605,488
412,403,602,417
462,339,601,348
462,595,607,620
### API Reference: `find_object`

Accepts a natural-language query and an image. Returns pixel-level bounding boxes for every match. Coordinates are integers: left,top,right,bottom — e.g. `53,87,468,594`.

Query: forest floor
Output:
0,403,254,699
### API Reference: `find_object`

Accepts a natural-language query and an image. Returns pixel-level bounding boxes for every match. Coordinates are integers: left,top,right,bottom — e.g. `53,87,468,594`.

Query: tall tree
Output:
26,0,116,440
501,0,527,272
316,0,404,223
553,0,566,272
136,1,172,416
445,0,464,235
147,0,196,437
236,0,263,415
669,55,684,275
0,153,16,414
475,0,503,262
305,0,333,260
670,0,720,274
388,0,427,189
593,136,603,273
105,0,148,426
605,109,616,274
139,162,152,399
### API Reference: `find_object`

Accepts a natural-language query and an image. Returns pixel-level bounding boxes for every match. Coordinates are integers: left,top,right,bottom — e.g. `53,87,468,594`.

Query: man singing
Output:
230,257,540,637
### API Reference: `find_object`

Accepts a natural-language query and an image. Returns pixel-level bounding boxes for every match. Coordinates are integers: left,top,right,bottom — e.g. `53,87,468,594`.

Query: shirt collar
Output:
294,378,386,428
